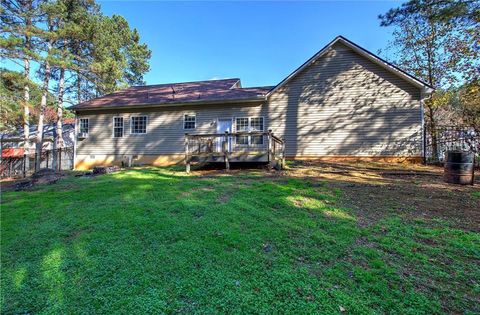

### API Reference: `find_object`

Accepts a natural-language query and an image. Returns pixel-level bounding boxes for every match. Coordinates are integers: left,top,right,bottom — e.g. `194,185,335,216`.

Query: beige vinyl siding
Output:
76,103,266,156
76,41,423,163
267,42,422,157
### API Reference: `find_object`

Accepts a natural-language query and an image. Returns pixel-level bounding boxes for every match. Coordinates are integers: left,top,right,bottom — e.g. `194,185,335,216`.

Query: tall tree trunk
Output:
77,71,82,103
23,5,32,172
52,68,65,171
426,103,439,161
35,55,52,171
424,41,439,162
23,58,30,171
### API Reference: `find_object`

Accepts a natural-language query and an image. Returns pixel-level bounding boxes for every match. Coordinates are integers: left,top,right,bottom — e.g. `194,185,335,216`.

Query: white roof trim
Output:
267,36,433,97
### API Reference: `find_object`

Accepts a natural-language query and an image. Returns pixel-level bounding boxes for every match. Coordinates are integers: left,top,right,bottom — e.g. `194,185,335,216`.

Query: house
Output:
0,121,76,152
1,121,76,177
71,36,433,170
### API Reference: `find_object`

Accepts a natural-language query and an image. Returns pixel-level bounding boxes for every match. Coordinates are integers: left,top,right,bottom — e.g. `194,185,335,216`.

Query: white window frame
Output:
250,117,265,145
234,116,265,146
183,113,196,130
130,115,148,135
112,116,124,138
235,117,250,146
79,118,89,134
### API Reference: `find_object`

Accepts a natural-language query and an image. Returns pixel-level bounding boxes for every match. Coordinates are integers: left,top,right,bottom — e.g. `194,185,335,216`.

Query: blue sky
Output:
100,1,402,87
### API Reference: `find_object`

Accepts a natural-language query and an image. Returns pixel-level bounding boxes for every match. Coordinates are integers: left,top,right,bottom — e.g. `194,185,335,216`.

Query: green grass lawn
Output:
472,190,480,200
1,167,479,314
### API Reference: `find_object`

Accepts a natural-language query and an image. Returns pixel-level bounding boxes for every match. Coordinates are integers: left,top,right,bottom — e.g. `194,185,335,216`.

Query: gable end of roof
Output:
267,36,433,97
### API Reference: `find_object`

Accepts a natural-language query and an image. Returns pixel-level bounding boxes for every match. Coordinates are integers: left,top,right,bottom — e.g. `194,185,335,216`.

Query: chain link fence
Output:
1,147,74,178
424,126,479,166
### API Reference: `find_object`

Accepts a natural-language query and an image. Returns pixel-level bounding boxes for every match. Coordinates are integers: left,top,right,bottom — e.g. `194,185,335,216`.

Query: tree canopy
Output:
379,0,479,89
1,0,151,106
379,0,480,157
0,68,72,132
1,0,151,169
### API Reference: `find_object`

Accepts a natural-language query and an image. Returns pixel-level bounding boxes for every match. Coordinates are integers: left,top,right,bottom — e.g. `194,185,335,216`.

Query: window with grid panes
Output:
131,116,147,134
235,118,249,145
113,117,123,138
184,114,196,129
250,117,264,145
79,118,89,134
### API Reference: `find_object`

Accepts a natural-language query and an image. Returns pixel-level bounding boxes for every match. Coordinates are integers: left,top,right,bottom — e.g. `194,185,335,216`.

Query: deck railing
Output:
185,130,285,172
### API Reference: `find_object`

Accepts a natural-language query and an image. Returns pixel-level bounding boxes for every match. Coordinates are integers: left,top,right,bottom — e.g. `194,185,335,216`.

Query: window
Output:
131,116,147,134
113,117,124,138
250,117,264,145
235,117,264,145
184,114,196,129
235,118,249,145
79,118,89,134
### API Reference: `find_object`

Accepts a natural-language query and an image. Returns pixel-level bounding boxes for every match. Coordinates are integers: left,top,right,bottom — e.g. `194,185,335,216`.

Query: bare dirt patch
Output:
188,161,480,231
2,169,65,191
189,161,479,231
64,228,90,243
285,161,480,231
218,193,232,204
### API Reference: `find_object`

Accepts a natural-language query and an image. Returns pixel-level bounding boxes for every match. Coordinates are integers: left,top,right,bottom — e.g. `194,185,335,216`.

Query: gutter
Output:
423,86,435,95
420,87,435,164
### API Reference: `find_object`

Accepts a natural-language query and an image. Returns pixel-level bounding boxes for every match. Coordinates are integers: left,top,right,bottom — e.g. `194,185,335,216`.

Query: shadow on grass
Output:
1,167,479,314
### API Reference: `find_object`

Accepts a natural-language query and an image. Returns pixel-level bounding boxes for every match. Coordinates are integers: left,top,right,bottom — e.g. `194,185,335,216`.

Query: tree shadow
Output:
1,166,479,313
75,101,267,169
267,41,422,158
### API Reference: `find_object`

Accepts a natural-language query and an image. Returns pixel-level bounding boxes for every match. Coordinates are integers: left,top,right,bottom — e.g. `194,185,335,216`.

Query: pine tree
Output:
85,14,151,99
35,9,54,171
2,0,151,172
48,0,101,169
1,0,45,168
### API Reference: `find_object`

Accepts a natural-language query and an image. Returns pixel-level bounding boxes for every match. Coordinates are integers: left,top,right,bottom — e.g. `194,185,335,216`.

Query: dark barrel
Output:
443,151,475,185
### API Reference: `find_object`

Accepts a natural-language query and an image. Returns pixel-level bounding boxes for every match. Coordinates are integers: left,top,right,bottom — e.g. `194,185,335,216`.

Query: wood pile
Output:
92,165,120,175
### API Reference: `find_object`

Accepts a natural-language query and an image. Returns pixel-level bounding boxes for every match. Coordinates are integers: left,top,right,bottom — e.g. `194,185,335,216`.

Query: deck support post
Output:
185,133,190,173
267,129,273,169
182,131,284,172
224,131,230,171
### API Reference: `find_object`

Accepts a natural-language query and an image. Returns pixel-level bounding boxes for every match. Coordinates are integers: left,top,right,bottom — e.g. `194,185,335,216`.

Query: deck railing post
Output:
185,133,190,173
267,130,273,169
281,137,286,169
267,130,270,164
224,131,230,171
273,136,276,158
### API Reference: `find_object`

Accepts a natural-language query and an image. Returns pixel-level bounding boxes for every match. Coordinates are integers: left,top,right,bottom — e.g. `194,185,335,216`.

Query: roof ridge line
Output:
130,78,241,88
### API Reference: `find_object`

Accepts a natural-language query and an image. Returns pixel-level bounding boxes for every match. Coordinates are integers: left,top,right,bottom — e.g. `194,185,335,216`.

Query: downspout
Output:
421,87,434,164
420,89,426,164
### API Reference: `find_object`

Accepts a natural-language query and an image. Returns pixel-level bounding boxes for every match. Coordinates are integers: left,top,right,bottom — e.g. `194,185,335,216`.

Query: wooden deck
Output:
185,131,285,172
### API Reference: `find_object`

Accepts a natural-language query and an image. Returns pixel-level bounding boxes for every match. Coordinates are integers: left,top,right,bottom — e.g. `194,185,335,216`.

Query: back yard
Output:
1,162,479,314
